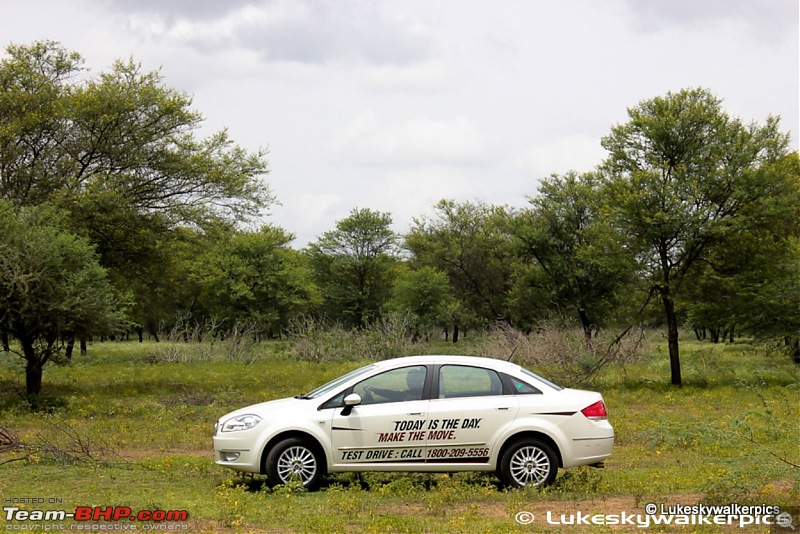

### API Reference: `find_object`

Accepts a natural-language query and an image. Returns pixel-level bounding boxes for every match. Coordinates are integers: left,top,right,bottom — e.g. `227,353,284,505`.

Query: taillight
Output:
581,400,607,420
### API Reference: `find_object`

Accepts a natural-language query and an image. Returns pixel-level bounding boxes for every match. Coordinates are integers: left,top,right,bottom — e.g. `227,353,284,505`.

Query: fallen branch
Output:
0,423,123,466
0,426,28,466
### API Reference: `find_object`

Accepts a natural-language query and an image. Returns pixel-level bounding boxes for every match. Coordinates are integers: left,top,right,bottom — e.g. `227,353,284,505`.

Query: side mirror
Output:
344,393,362,406
341,393,361,416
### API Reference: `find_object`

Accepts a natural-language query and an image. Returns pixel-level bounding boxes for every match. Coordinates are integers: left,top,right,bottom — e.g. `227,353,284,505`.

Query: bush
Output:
471,322,652,383
288,314,417,363
145,321,265,364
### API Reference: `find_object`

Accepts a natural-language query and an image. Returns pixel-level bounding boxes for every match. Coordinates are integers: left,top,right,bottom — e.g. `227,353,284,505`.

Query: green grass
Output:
1,335,798,532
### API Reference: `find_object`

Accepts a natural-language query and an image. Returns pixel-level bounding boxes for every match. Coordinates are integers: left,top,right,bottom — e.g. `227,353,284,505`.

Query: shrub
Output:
471,322,651,383
288,314,416,363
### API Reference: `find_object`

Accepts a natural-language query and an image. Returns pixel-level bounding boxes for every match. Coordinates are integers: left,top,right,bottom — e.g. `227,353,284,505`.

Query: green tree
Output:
307,208,399,328
740,237,800,362
0,41,272,342
600,87,793,385
125,225,217,342
389,265,456,340
684,152,800,354
197,225,321,337
0,202,123,395
513,172,636,340
405,200,516,340
0,41,270,218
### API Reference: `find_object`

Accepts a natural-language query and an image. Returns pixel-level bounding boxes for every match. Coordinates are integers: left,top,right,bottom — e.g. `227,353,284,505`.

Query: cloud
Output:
620,0,798,42
360,59,453,93
329,113,491,168
369,167,477,210
273,191,342,243
107,0,252,20
119,0,438,67
516,135,608,179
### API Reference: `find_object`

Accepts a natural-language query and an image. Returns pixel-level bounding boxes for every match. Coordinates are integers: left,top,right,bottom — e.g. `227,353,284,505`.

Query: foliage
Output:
4,46,799,392
144,322,272,364
389,265,456,340
681,151,800,355
471,322,652,384
0,40,271,220
193,224,320,337
307,208,400,328
0,202,125,395
405,199,517,339
512,171,638,337
737,237,800,362
0,40,273,357
600,87,795,385
288,314,416,363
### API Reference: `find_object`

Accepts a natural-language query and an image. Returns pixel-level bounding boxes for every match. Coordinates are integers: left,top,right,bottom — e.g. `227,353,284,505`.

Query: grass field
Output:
1,334,798,532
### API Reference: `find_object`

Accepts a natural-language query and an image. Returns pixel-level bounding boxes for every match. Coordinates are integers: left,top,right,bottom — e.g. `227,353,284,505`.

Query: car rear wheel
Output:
499,438,558,488
265,437,324,490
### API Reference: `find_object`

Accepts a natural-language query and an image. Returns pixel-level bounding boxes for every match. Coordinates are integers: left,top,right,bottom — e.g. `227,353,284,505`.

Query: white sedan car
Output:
213,355,613,490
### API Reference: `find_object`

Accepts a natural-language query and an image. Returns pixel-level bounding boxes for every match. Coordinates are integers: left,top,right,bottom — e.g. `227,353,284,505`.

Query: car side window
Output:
353,365,427,405
438,365,504,398
505,374,542,395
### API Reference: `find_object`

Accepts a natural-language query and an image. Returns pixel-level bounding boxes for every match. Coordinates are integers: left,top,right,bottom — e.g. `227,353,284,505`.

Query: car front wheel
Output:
265,437,324,490
499,438,558,488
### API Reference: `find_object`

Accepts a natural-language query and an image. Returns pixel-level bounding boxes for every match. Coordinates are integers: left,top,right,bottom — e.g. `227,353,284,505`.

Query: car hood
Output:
218,396,307,421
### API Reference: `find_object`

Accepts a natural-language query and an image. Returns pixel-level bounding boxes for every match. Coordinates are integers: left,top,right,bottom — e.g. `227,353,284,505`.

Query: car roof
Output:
371,355,522,374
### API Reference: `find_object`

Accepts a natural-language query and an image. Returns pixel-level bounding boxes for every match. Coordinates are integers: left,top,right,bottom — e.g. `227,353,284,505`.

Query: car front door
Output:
425,364,519,464
330,365,430,467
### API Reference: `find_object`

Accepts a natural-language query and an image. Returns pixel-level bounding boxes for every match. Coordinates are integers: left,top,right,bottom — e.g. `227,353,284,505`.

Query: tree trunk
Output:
660,291,682,386
578,308,593,346
452,324,460,344
1,331,9,352
788,337,800,364
20,337,43,396
65,337,75,360
80,338,87,356
693,328,705,341
710,328,720,343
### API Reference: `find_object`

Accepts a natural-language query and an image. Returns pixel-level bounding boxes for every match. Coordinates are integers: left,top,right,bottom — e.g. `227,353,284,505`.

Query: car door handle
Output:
407,412,424,416
496,407,511,411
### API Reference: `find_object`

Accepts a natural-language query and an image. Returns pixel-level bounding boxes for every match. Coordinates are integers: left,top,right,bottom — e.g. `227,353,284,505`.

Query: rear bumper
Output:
563,431,614,467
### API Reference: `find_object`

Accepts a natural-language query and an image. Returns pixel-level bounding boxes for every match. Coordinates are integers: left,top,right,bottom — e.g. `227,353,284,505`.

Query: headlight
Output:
220,414,262,433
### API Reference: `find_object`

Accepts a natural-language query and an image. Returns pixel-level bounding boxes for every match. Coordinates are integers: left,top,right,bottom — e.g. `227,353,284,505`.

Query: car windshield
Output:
298,364,377,399
520,367,562,391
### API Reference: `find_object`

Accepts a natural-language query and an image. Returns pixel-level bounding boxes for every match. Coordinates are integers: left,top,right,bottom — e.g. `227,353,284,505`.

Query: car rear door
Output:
425,364,519,464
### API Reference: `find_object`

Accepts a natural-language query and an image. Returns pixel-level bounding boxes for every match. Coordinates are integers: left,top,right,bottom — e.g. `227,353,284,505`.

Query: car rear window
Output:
505,374,542,394
520,367,562,391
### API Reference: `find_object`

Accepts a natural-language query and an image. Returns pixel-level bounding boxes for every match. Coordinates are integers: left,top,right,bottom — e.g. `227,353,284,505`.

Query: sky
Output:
1,0,798,247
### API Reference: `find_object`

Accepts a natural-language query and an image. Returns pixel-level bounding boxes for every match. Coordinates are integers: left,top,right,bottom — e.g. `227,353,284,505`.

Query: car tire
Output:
499,438,558,488
265,437,324,490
